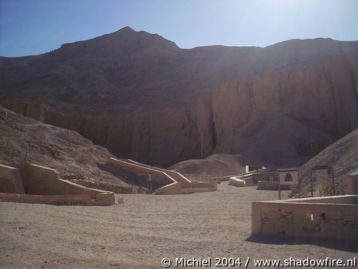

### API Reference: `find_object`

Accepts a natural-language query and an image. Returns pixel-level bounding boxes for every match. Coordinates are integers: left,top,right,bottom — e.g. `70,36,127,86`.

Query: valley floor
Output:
0,184,356,269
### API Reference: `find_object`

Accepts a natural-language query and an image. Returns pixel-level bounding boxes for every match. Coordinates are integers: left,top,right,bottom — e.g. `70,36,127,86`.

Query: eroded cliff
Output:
1,28,358,167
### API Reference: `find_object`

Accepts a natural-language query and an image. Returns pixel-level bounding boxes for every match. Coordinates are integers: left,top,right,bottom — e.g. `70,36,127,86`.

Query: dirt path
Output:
0,184,356,269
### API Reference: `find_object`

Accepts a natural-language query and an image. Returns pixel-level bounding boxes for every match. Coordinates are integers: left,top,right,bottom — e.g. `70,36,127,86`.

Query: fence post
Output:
278,177,281,200
310,170,314,197
331,167,336,195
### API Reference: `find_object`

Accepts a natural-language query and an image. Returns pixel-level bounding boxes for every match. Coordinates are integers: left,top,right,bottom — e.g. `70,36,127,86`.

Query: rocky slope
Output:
0,106,151,193
170,153,246,180
298,127,358,188
1,27,358,167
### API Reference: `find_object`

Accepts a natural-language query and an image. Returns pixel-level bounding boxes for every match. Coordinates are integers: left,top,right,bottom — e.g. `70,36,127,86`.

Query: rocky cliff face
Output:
208,52,358,165
1,27,358,167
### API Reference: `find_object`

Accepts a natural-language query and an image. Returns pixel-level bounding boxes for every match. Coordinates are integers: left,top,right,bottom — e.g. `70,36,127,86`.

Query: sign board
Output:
278,169,299,186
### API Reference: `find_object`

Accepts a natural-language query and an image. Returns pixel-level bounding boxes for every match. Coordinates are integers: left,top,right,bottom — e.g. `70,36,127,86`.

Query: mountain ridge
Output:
2,27,358,58
1,27,358,167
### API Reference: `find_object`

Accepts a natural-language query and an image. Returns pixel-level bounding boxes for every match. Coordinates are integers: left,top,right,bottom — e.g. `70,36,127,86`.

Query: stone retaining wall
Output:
257,180,291,190
0,163,117,206
0,192,116,206
154,182,182,195
0,164,24,193
109,158,217,194
252,195,358,242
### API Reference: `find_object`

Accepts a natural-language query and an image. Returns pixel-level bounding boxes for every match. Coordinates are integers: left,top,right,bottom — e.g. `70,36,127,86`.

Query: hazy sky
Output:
1,0,358,57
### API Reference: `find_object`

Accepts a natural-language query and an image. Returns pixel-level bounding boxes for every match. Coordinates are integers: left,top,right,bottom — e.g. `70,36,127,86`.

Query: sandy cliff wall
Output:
5,56,358,168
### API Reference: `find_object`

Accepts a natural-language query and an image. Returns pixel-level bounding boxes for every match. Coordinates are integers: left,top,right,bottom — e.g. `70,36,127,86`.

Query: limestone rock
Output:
298,128,358,196
0,106,148,193
1,28,358,167
170,153,246,180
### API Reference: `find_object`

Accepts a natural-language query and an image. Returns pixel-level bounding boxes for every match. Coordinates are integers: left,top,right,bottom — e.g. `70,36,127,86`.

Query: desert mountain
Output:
1,27,358,167
0,106,150,193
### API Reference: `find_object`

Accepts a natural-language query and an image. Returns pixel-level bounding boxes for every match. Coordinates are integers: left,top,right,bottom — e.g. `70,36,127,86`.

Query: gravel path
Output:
0,184,356,269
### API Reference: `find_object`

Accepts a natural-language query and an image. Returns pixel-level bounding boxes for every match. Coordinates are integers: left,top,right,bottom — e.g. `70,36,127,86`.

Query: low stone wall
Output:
240,171,278,185
0,164,24,193
0,163,117,206
126,159,192,186
166,171,192,187
163,171,217,192
110,158,217,194
155,181,217,194
0,192,116,206
179,181,217,194
252,195,358,242
257,180,291,190
20,163,99,197
109,158,174,188
289,195,358,204
179,186,217,194
229,177,246,187
154,182,182,195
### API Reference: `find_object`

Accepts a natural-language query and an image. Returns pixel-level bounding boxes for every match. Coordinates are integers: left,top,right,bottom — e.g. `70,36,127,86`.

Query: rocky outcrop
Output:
208,53,358,165
170,153,246,180
297,128,358,196
0,106,151,193
1,28,358,167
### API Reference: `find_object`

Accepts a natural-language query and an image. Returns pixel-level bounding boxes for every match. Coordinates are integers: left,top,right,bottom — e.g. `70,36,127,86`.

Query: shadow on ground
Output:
246,234,358,253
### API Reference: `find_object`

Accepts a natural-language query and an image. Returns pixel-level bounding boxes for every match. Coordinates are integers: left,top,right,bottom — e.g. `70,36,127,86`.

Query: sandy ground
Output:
0,184,357,269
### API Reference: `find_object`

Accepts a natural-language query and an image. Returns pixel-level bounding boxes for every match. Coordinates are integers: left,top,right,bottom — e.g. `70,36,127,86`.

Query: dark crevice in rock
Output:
351,70,358,112
210,118,217,149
